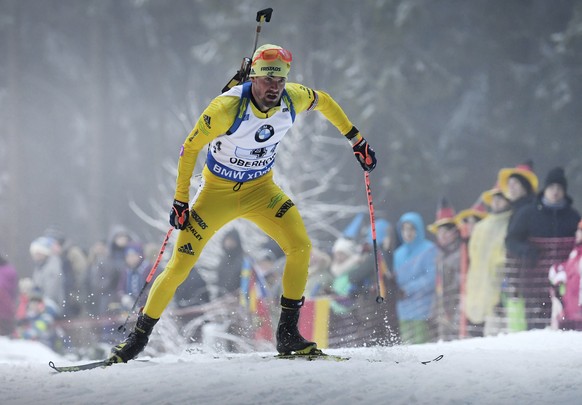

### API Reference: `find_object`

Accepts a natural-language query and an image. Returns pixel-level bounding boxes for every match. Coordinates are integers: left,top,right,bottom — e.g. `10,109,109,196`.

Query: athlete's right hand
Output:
169,199,189,230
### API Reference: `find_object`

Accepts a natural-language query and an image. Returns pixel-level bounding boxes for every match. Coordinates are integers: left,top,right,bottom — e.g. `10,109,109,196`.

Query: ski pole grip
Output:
256,8,273,22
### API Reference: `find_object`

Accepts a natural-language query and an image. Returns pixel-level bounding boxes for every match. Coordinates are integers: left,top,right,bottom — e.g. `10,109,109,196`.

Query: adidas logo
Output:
178,243,195,255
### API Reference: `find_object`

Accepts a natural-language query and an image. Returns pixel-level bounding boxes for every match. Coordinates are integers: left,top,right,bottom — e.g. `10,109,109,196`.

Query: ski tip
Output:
48,357,118,373
420,354,444,365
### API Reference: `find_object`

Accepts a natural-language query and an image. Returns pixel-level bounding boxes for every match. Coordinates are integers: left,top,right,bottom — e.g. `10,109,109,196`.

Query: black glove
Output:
352,138,377,172
169,199,189,230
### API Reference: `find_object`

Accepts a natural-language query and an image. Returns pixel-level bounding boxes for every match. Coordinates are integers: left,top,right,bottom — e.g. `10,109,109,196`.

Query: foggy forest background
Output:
1,0,582,276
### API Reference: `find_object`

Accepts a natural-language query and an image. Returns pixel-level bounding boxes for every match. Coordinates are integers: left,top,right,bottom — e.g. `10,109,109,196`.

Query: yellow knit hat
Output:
249,44,292,79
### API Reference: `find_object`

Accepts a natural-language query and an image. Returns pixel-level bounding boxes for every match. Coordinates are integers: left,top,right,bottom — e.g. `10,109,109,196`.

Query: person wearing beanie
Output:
545,167,568,197
506,166,580,256
111,44,378,363
29,236,65,315
544,167,568,192
116,242,151,311
504,166,581,330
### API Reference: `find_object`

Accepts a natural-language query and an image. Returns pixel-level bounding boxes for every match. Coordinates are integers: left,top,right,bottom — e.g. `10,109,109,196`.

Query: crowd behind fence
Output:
3,235,577,360
2,176,581,359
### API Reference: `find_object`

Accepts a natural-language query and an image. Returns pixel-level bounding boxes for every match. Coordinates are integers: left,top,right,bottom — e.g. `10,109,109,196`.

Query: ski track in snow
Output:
1,330,582,405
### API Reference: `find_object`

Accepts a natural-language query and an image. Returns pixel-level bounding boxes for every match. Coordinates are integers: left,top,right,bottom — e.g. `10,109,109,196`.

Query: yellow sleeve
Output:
174,95,239,202
286,82,361,141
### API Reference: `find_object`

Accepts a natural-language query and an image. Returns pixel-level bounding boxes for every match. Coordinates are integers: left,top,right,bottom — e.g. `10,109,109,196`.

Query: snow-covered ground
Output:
1,330,581,405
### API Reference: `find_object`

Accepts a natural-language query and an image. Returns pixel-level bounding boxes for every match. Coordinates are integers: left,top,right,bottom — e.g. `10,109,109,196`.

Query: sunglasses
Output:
252,48,293,64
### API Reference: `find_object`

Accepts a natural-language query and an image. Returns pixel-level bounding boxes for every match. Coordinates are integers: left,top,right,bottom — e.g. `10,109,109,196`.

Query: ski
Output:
367,354,444,365
272,352,350,362
419,354,444,365
49,353,442,371
48,358,117,373
271,346,349,361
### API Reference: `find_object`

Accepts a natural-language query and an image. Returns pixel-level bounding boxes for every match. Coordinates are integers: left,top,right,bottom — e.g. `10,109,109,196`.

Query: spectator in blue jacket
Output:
393,212,438,344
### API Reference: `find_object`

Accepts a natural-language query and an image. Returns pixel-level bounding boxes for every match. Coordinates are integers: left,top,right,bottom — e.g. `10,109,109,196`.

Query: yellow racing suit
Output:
143,82,361,318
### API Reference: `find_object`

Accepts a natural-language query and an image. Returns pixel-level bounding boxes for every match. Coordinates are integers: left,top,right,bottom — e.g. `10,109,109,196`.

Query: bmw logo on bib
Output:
255,125,275,143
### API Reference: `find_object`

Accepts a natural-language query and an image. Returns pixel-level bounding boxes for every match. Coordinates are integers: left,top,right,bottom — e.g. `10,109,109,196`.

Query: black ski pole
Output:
365,171,384,304
221,7,273,92
117,227,174,333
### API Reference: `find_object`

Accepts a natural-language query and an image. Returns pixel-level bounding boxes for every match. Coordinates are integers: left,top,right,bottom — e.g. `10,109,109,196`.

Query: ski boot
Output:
110,312,159,363
276,296,317,355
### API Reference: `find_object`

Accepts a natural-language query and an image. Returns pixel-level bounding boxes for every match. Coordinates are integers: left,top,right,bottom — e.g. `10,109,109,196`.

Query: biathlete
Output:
111,44,377,362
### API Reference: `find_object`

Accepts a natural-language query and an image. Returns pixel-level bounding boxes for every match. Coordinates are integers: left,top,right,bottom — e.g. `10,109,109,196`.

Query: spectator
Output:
0,253,18,336
364,218,401,345
454,199,488,239
13,288,61,352
85,239,118,316
361,218,395,297
328,231,388,347
254,247,286,299
548,219,582,330
107,226,134,275
44,228,88,317
500,161,539,258
304,247,333,298
505,166,581,329
341,212,367,240
332,212,387,299
495,162,539,331
330,237,365,299
174,265,210,308
117,242,152,311
215,228,245,296
465,183,512,336
506,166,579,258
29,236,64,315
85,240,125,346
393,212,437,344
454,199,488,338
428,197,462,341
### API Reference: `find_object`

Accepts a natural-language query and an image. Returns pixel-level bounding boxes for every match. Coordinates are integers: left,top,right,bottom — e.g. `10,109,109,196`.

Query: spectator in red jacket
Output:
548,221,582,330
0,254,18,336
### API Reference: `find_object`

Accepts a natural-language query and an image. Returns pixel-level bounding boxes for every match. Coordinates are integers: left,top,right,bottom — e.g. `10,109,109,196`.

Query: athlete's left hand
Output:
352,138,377,172
169,199,190,230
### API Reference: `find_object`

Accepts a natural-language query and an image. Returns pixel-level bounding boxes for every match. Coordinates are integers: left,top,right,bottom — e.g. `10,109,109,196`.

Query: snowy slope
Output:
1,330,581,405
